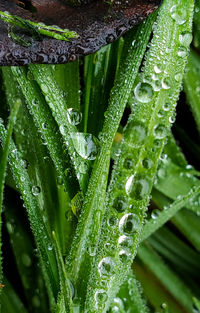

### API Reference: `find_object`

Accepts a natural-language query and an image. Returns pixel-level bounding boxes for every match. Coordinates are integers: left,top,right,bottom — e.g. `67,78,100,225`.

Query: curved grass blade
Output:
9,66,78,199
110,272,149,313
1,278,28,313
52,231,73,313
141,185,200,242
0,122,59,307
0,100,20,296
84,0,194,311
137,243,193,312
29,64,89,192
66,13,157,306
184,48,200,133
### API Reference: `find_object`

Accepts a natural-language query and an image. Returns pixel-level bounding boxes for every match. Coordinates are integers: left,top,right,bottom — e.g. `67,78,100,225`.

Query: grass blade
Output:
66,14,157,306
141,185,200,241
85,0,194,311
0,100,20,294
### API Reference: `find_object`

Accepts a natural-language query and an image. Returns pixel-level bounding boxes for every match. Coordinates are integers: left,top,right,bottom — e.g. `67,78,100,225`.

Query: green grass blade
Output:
52,231,73,313
141,185,200,241
0,100,20,293
85,0,194,311
66,12,156,300
1,279,28,313
112,272,149,313
29,64,89,192
184,48,200,133
9,66,78,199
137,243,193,312
54,61,81,111
0,123,59,306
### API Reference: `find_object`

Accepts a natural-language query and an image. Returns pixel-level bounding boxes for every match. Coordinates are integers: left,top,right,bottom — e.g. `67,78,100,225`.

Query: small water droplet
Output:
126,121,147,147
22,253,32,267
134,82,154,103
119,213,140,235
98,257,115,277
154,124,167,139
32,186,41,196
112,196,128,213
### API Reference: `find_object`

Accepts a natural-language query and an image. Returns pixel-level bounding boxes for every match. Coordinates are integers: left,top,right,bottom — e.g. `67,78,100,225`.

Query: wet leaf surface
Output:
0,0,161,65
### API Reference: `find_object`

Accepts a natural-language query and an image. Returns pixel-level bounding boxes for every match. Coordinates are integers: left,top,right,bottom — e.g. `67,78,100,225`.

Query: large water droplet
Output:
119,213,140,235
67,108,82,126
126,121,147,147
170,5,186,25
125,174,151,200
177,46,187,58
71,133,99,160
134,82,154,103
98,257,115,277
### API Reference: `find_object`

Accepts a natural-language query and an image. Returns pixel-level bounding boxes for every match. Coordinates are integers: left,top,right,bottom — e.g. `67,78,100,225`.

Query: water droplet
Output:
177,46,187,58
154,124,167,139
170,5,186,25
107,216,118,227
48,245,53,251
151,209,160,219
125,174,151,200
94,289,108,306
126,121,147,147
119,213,140,235
154,65,162,74
6,222,15,234
118,235,133,248
71,133,99,160
123,158,134,169
162,77,171,89
67,108,82,126
98,257,115,277
22,253,32,267
32,186,41,196
112,196,128,213
142,158,153,169
179,32,192,47
134,82,154,103
119,249,131,262
41,84,48,94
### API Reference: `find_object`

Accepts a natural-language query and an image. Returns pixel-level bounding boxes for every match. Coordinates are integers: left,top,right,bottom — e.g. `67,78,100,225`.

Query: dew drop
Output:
118,235,133,248
134,82,154,103
119,249,131,262
126,121,147,147
154,124,167,139
32,186,41,196
112,196,128,213
123,158,133,169
142,158,153,169
179,32,193,47
94,289,108,306
177,46,187,58
98,257,115,277
170,5,186,25
71,133,99,160
67,108,82,126
151,209,160,219
125,174,151,200
119,213,140,235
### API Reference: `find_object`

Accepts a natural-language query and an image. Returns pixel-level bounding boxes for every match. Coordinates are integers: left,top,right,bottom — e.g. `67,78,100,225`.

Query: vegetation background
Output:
0,0,200,312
